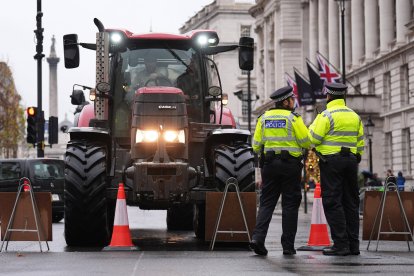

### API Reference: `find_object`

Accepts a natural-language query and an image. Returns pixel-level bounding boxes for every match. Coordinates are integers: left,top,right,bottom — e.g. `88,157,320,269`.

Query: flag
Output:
306,59,325,99
294,68,315,106
285,73,300,107
316,52,342,84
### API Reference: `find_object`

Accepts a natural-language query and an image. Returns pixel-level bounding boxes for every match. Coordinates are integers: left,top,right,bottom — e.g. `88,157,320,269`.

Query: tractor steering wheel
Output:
144,75,173,87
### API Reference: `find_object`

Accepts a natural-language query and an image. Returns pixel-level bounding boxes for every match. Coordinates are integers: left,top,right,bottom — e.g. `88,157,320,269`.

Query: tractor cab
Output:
110,43,217,143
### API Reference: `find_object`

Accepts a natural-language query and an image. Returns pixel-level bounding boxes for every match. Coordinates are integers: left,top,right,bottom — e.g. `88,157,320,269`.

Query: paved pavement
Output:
1,194,414,275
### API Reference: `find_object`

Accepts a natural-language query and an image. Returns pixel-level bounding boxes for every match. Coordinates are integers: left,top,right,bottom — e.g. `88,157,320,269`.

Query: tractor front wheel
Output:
64,140,111,247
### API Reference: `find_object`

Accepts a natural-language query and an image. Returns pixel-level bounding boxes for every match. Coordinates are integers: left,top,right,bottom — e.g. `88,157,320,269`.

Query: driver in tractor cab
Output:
176,57,201,119
133,56,170,88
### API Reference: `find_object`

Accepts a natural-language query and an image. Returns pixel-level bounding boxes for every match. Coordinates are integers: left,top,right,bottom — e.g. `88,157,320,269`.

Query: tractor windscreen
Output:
111,47,204,139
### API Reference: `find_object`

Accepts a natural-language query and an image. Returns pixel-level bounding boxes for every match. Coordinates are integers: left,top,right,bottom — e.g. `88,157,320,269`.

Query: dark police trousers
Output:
252,155,302,250
319,153,359,250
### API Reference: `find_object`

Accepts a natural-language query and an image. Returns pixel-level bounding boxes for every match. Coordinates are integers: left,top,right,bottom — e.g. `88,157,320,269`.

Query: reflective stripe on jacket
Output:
308,99,364,155
253,109,310,157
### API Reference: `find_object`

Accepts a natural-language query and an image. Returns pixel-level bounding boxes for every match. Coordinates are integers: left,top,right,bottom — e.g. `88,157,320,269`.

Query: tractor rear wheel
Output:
214,143,255,192
64,140,111,246
166,204,194,231
194,142,255,240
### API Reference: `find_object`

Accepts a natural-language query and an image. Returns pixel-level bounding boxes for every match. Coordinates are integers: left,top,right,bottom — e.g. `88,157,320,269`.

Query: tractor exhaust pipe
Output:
94,18,105,32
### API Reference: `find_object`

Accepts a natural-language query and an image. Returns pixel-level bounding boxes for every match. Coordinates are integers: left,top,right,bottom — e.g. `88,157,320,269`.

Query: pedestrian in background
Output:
250,86,310,256
397,171,406,192
308,82,364,256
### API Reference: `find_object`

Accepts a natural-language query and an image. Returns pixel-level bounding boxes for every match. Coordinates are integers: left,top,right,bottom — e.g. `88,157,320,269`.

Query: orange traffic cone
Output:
103,183,139,251
298,182,331,251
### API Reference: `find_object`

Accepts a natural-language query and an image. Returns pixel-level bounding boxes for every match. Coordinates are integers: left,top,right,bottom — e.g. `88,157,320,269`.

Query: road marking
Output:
131,251,144,275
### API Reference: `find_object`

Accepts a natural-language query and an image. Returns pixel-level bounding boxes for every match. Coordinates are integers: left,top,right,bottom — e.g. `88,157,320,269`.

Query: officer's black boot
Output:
249,240,268,256
322,246,351,256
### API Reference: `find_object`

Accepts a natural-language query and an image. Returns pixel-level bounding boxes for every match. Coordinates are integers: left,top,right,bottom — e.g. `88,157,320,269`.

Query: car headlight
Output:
163,130,185,143
135,129,159,143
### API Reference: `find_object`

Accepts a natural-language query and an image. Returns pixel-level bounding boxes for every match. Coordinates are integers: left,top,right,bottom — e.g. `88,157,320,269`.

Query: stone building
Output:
250,0,414,187
179,0,257,129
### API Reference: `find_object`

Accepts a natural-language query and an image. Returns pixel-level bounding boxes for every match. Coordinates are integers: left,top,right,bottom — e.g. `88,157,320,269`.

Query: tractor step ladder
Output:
0,177,49,252
367,176,414,251
209,177,251,251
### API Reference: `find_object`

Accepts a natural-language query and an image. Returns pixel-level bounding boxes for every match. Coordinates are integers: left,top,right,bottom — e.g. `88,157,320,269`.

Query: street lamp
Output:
365,116,375,173
335,0,350,84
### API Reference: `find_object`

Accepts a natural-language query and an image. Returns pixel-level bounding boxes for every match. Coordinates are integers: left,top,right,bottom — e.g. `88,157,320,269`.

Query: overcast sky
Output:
0,0,216,122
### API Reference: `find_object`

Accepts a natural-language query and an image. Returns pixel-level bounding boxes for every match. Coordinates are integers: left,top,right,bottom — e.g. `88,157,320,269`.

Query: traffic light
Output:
26,107,38,144
48,116,59,144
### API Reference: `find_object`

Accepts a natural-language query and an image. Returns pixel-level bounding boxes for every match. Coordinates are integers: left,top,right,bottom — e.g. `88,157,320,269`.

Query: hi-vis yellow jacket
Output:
252,109,311,157
308,99,364,155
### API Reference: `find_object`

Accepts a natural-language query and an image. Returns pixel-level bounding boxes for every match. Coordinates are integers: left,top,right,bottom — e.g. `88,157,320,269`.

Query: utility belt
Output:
265,150,302,162
322,147,355,158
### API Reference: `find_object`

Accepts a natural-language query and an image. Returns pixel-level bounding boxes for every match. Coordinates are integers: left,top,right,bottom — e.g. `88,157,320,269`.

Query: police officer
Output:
308,82,364,256
249,86,310,256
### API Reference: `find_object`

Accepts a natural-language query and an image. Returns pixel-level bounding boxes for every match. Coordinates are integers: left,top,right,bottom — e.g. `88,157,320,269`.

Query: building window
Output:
401,64,409,105
385,132,393,170
402,128,412,175
368,78,375,95
383,72,391,111
353,84,361,95
240,25,251,37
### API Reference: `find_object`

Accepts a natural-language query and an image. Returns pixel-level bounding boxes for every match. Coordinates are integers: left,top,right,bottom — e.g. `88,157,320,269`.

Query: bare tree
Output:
0,62,25,158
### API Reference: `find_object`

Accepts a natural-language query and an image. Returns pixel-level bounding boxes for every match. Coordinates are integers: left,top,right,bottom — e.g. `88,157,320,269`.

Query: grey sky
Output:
0,0,214,122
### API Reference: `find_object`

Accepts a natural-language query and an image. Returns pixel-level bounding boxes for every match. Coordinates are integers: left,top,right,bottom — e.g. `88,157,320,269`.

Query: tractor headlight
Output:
135,129,185,143
135,129,159,143
163,130,185,143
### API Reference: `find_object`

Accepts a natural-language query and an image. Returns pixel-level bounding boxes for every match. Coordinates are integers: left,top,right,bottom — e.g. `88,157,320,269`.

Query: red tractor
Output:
63,19,255,246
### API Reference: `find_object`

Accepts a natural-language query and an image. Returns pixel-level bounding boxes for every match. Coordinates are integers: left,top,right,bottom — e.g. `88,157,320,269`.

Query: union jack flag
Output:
285,73,300,107
316,52,341,84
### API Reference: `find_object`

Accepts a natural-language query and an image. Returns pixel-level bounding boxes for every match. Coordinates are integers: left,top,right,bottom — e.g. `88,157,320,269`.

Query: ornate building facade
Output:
250,0,414,187
180,0,257,128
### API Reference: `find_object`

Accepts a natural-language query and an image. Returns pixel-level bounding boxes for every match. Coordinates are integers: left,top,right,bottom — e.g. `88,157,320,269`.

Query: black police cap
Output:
270,86,294,102
324,82,348,96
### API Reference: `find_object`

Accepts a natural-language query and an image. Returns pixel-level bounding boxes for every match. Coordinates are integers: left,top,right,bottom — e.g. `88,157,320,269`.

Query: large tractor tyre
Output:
214,143,255,192
64,140,111,247
193,203,206,239
166,204,194,231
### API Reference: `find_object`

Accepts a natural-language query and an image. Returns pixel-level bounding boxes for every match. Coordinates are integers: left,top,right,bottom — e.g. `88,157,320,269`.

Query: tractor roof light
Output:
195,32,219,48
110,32,123,44
197,35,208,46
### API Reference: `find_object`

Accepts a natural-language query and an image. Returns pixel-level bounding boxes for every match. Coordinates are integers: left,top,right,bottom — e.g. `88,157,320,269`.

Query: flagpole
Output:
335,0,349,84
340,1,346,84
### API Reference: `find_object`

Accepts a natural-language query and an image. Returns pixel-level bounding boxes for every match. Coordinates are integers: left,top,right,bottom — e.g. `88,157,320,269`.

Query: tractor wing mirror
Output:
63,34,80,68
238,37,254,71
71,90,86,105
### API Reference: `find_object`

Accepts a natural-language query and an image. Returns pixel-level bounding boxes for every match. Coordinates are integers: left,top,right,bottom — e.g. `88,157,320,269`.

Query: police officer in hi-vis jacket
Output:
250,86,310,256
309,82,364,256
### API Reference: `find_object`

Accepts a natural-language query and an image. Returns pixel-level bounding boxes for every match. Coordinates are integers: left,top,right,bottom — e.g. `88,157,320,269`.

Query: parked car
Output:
0,158,65,222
